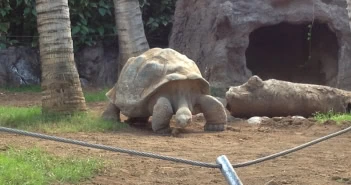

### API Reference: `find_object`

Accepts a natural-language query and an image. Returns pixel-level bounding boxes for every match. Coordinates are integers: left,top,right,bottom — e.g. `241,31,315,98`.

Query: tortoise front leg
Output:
101,102,121,122
151,97,173,134
196,95,227,131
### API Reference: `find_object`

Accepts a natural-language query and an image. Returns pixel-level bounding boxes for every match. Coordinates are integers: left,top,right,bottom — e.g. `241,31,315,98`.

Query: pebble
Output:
272,117,283,121
292,116,306,119
247,116,270,124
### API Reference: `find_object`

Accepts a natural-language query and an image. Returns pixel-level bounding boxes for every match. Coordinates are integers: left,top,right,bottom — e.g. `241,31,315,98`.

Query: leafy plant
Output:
68,0,116,50
139,0,176,47
0,0,176,50
0,1,14,49
0,0,37,49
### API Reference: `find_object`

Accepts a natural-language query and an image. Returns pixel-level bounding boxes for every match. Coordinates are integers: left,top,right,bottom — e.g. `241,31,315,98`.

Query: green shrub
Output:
0,0,176,50
140,0,176,47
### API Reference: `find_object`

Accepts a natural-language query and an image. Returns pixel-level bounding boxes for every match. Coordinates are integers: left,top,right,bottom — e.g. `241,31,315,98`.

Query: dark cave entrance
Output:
245,22,339,85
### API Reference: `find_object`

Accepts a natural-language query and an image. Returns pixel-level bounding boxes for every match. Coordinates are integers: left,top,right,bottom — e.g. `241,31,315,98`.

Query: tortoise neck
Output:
176,95,190,111
175,96,192,128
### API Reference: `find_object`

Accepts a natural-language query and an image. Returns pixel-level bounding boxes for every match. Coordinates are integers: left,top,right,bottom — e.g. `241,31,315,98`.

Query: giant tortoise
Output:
102,48,227,134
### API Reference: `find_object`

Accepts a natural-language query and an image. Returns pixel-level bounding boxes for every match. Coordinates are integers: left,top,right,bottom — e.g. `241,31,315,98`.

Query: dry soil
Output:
0,90,350,185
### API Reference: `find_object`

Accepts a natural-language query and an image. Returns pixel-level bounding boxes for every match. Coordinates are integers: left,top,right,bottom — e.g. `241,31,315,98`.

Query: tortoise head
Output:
175,107,192,128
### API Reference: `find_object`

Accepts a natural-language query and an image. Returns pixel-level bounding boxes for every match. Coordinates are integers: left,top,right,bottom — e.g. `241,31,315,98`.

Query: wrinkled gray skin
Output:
102,48,227,134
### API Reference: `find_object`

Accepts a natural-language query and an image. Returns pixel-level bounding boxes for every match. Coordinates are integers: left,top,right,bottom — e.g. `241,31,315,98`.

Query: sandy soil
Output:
0,90,350,185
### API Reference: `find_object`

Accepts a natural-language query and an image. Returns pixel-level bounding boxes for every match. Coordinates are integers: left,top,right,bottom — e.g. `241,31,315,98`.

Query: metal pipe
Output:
216,155,243,185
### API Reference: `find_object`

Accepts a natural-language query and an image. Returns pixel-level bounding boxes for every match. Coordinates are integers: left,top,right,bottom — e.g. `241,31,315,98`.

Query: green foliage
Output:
139,0,176,47
0,0,176,50
0,0,37,49
68,0,116,50
0,106,126,133
0,147,103,185
313,110,351,124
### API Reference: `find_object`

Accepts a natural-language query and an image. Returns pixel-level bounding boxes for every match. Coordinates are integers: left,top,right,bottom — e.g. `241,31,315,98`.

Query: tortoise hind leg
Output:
196,95,227,131
151,97,173,134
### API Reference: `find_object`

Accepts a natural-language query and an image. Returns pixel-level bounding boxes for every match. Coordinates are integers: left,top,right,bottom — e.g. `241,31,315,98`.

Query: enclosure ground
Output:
0,90,350,185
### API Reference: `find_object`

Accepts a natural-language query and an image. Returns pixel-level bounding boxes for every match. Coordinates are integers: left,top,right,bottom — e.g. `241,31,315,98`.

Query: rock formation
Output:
0,47,40,86
0,41,119,87
170,0,351,94
75,41,119,87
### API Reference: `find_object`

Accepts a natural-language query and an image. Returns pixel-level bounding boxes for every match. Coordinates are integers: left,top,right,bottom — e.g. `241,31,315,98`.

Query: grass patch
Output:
0,85,109,103
0,106,126,133
0,147,102,185
84,88,109,103
0,85,41,93
313,110,351,124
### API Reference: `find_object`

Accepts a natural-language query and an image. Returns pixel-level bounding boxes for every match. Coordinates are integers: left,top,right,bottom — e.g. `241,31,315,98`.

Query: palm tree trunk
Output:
36,0,86,115
101,0,149,121
113,0,149,75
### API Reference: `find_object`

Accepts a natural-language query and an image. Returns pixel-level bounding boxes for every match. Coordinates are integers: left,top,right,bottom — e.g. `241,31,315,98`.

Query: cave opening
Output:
245,22,339,85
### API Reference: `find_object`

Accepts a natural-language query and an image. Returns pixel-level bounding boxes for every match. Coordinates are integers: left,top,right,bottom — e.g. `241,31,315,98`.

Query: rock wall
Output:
169,0,351,91
0,42,119,87
75,41,119,87
0,47,40,86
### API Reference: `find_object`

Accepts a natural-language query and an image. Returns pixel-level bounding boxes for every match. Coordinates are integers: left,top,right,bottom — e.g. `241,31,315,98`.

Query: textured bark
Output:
226,76,351,118
113,0,149,75
103,0,149,121
36,0,86,115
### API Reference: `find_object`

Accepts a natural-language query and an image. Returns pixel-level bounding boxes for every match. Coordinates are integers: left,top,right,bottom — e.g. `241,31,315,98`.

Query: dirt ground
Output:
0,90,351,185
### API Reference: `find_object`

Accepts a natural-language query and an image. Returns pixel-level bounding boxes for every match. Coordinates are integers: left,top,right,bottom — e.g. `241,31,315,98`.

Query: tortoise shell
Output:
106,48,210,117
